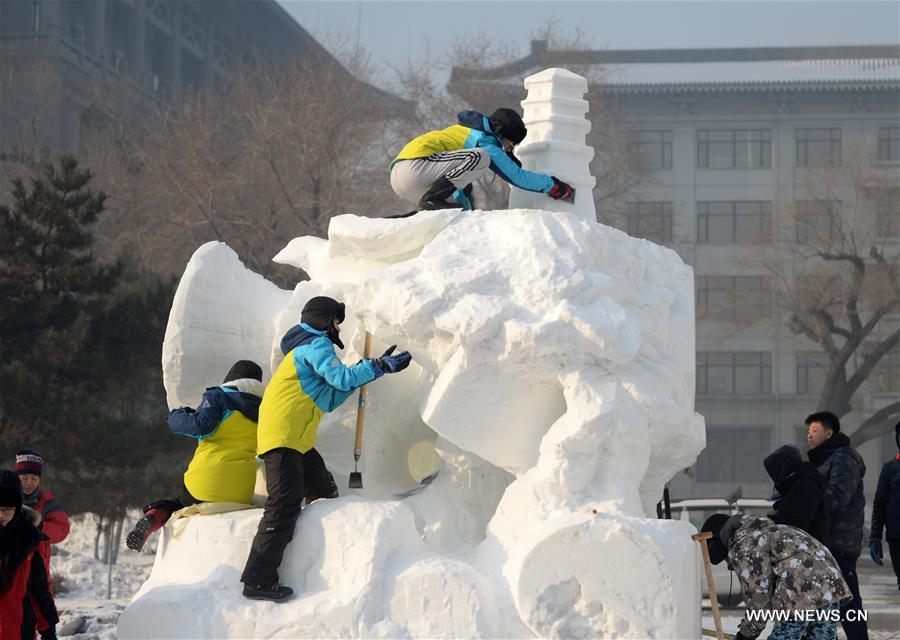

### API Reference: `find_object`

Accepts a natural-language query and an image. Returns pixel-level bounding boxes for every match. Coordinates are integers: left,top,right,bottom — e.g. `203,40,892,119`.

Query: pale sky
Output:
279,0,900,82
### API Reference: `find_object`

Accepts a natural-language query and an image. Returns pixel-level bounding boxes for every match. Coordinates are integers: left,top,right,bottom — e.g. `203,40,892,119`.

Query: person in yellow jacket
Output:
390,107,574,212
125,360,264,552
241,296,412,602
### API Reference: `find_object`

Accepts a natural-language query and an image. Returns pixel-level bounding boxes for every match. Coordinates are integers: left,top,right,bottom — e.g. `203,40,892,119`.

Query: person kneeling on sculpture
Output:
126,360,266,552
241,296,412,602
701,514,850,640
390,107,574,212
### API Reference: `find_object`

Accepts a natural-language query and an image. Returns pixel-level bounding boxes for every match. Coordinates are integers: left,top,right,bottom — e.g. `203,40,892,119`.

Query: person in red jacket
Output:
0,469,59,640
16,450,69,638
15,450,70,588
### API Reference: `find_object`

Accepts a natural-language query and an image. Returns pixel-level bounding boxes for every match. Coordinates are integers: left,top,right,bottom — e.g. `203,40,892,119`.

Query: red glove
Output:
548,177,575,202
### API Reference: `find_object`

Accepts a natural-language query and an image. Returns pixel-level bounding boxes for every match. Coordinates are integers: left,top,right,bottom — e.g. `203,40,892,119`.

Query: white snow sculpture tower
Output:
508,67,596,222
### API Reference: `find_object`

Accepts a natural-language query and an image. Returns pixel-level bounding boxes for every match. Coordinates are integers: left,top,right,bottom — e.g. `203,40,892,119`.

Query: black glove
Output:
548,177,575,202
371,345,412,377
40,627,57,640
734,632,755,640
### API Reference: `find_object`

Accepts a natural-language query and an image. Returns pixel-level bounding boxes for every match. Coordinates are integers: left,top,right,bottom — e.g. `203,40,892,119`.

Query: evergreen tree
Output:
0,155,189,516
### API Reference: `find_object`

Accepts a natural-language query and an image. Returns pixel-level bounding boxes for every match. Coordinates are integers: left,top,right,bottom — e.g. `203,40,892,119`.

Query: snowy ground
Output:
51,513,154,639
53,512,899,638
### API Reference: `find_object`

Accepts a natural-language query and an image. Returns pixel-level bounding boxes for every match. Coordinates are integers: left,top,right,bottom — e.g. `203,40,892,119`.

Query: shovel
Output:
349,331,372,489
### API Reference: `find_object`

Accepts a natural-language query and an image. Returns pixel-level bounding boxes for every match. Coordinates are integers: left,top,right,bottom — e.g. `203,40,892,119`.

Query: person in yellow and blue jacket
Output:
125,360,265,552
241,296,412,602
390,107,574,212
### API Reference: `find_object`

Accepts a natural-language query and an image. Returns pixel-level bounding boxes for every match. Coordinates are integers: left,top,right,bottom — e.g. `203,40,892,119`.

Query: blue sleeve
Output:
484,145,555,193
304,338,377,393
167,389,225,440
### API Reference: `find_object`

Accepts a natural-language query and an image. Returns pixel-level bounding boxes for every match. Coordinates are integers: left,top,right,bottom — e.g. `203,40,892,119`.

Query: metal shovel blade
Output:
348,471,363,489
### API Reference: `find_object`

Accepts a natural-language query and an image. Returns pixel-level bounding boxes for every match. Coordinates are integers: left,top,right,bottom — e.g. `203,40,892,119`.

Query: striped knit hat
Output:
15,449,43,476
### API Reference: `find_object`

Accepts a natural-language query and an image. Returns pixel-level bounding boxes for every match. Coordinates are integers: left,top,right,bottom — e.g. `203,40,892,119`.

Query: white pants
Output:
390,148,492,204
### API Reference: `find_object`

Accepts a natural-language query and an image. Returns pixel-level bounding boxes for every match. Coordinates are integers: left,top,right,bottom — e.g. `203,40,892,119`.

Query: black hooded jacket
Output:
0,470,59,638
808,432,866,558
870,424,900,542
764,445,830,545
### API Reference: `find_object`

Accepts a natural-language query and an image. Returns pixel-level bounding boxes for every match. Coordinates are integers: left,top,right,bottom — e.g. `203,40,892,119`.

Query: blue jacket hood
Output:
458,111,499,140
281,323,327,355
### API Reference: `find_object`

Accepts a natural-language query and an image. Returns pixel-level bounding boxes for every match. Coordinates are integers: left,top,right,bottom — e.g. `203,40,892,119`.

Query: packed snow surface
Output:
119,207,705,638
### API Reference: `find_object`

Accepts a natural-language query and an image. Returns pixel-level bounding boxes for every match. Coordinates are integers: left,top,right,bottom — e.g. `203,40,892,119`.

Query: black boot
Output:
417,177,461,211
242,582,294,602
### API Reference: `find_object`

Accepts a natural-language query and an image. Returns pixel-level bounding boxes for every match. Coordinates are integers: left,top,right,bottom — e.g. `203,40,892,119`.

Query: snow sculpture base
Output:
123,208,706,639
118,502,698,639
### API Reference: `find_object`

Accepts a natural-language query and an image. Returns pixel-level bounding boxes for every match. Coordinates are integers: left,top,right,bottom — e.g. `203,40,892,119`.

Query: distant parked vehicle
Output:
670,498,774,607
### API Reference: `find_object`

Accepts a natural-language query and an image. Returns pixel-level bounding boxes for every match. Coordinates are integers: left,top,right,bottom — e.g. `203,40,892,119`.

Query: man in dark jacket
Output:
763,444,830,545
805,411,868,640
869,422,900,590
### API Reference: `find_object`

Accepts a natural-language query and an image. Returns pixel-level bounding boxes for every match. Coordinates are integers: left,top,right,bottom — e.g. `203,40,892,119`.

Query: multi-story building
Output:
0,0,408,155
451,40,900,502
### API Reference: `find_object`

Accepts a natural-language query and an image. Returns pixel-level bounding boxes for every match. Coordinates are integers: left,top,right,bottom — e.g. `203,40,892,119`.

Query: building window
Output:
697,201,771,244
795,200,840,243
697,352,772,395
870,345,900,393
696,426,773,483
797,351,829,396
697,276,771,321
797,128,841,167
879,127,900,162
626,202,673,243
697,129,771,168
874,189,900,237
629,131,673,170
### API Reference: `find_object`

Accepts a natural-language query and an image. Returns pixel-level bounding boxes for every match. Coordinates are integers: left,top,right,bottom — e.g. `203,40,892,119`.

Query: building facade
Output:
451,41,900,502
0,0,408,155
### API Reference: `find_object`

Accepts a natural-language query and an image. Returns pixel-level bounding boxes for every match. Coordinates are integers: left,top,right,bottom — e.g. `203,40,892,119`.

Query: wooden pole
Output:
692,532,725,640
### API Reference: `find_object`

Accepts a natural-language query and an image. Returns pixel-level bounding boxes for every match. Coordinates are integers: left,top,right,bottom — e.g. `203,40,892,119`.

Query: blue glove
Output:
371,345,412,378
870,539,883,566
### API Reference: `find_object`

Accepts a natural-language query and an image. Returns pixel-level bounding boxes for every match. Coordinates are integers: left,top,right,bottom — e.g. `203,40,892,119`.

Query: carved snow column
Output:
508,68,596,222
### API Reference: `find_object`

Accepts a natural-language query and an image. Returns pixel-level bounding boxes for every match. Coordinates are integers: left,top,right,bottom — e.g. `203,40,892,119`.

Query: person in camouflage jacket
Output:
702,514,851,640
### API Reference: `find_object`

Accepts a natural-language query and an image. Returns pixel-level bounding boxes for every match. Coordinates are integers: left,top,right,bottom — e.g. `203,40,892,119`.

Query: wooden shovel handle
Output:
353,332,372,451
693,532,725,640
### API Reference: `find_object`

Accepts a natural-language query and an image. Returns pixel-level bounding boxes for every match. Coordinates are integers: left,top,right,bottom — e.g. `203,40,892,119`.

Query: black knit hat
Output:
489,108,527,144
700,514,731,565
223,360,263,383
301,296,346,349
0,469,23,510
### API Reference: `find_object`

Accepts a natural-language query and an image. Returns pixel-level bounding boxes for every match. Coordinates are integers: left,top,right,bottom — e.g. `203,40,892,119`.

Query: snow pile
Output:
51,513,153,639
119,207,704,639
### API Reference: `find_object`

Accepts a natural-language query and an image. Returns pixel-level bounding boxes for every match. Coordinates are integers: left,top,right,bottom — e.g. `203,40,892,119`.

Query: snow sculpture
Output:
509,68,597,222
119,69,706,639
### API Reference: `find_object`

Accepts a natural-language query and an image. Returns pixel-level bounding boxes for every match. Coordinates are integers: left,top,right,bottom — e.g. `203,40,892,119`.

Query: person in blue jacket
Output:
241,296,412,602
390,108,574,211
870,422,900,590
125,360,265,552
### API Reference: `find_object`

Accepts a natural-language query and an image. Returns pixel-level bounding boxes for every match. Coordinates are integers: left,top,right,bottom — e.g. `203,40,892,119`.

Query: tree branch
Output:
850,399,900,447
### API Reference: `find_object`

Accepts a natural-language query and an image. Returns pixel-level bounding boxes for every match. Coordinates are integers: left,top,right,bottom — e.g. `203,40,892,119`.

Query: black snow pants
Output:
240,447,337,586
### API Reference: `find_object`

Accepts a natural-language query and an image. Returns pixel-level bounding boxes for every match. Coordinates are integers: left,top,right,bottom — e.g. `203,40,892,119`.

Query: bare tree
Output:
764,147,900,445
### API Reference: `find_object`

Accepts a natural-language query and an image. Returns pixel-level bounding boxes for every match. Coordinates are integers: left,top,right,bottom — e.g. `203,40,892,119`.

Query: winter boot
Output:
417,177,462,211
242,583,294,602
126,508,168,552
